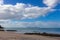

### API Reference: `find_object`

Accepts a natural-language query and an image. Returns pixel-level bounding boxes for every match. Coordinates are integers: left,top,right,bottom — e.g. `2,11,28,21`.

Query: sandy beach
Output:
0,31,59,40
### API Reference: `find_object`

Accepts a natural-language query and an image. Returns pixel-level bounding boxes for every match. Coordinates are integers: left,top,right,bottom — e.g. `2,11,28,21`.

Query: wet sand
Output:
0,31,60,40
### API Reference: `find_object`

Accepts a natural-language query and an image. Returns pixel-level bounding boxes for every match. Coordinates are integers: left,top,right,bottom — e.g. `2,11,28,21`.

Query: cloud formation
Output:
0,20,60,28
0,0,58,20
43,0,58,8
0,3,51,20
0,0,3,5
0,0,59,28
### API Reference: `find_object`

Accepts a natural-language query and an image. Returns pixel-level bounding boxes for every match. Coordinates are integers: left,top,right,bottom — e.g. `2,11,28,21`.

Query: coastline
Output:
0,31,60,40
24,32,60,37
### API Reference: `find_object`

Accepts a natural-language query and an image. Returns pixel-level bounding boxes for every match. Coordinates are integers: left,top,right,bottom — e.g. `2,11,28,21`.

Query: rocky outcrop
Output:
0,25,4,31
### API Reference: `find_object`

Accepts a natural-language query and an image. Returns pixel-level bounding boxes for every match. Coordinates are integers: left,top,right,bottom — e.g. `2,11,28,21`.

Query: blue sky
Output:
0,0,60,28
4,0,47,7
4,0,60,22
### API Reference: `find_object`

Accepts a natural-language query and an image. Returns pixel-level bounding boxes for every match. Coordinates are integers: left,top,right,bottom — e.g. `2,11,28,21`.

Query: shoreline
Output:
24,32,60,37
1,30,60,37
1,29,60,36
0,31,60,40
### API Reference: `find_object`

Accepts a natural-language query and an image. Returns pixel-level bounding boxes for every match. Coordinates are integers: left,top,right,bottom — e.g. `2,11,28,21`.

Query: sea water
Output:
4,28,60,34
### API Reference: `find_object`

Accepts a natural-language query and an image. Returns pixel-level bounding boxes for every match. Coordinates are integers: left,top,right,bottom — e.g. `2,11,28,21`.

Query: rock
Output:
0,25,4,31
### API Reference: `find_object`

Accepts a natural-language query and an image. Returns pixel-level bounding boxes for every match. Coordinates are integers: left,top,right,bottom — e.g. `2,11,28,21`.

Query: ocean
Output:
4,28,60,34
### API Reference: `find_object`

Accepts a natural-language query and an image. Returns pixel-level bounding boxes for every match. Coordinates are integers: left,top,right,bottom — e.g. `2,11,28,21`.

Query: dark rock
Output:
6,30,16,31
0,25,4,29
24,32,60,37
0,25,4,31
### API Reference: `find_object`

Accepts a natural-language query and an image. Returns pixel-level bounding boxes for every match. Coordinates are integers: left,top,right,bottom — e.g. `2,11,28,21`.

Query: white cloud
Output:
43,0,58,8
0,0,59,28
0,0,3,5
0,3,49,19
0,0,58,20
0,21,60,28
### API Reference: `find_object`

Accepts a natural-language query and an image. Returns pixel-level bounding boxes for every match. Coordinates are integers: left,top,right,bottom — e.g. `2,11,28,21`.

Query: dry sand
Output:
0,31,60,40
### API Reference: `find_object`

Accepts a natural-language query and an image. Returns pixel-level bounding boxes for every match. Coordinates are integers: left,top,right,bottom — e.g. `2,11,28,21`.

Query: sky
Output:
0,0,60,28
